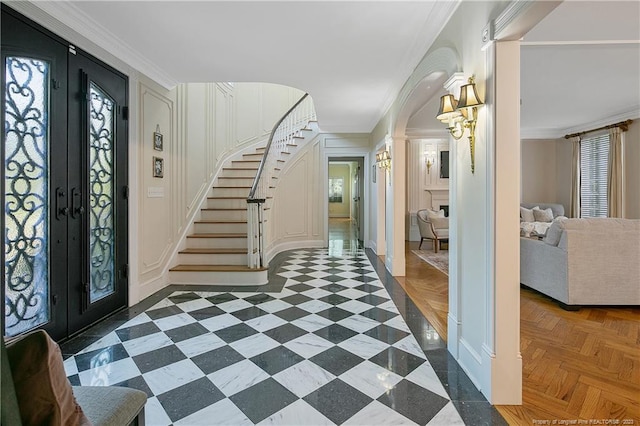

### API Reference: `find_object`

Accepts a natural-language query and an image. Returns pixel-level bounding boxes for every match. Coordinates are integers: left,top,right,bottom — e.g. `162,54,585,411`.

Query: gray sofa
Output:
520,216,640,308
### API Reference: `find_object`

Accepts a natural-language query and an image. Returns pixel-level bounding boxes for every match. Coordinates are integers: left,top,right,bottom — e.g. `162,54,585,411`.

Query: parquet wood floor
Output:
402,241,640,425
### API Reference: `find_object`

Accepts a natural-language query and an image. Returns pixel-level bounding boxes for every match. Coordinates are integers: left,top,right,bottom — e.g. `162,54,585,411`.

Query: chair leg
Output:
419,238,423,250
433,239,438,253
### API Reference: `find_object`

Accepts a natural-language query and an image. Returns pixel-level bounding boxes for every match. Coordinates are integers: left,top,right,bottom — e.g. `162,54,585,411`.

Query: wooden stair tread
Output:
223,167,258,170
208,196,246,199
201,208,245,211
180,248,247,254
170,265,268,272
213,186,251,188
187,233,246,238
194,220,247,224
232,160,261,163
218,177,254,179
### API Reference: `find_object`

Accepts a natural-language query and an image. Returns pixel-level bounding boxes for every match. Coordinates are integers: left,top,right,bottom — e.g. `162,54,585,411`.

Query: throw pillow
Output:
543,218,566,246
533,207,554,222
5,330,91,426
520,206,536,223
426,208,445,221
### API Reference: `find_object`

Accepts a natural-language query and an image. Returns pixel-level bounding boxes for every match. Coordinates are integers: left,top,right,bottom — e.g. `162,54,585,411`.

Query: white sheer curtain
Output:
569,136,581,218
608,127,623,217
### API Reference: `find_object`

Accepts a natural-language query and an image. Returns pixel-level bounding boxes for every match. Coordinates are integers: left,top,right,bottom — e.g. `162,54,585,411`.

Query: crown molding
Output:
8,1,177,89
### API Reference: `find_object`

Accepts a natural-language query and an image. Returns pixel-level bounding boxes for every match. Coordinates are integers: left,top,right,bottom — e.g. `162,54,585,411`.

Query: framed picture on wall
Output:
153,157,164,178
153,132,163,151
328,178,343,203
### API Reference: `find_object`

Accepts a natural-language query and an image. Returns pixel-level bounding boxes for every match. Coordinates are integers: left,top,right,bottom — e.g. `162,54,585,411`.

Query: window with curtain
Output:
580,134,609,217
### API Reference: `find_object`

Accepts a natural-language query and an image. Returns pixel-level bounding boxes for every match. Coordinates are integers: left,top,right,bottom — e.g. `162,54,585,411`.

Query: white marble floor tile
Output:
229,332,280,358
245,313,288,332
176,332,226,357
199,313,242,332
301,288,332,299
405,363,449,399
63,357,78,376
216,298,253,313
339,360,403,399
277,270,303,278
337,300,374,314
426,401,465,425
393,335,428,360
336,288,369,300
297,299,333,314
344,400,417,426
154,313,197,331
208,359,270,397
308,271,331,279
122,332,174,357
304,278,332,288
378,300,400,313
259,299,294,314
78,357,140,387
272,288,297,299
76,332,121,355
143,359,204,395
337,314,380,333
118,313,153,329
338,334,389,359
273,360,335,398
144,397,173,426
291,314,334,332
284,333,334,358
176,298,214,312
258,399,334,426
148,299,176,311
336,271,360,279
175,398,253,426
337,279,368,288
383,315,411,333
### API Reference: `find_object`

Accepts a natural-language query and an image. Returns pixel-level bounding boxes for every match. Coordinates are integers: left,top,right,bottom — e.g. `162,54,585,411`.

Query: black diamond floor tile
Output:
231,306,268,321
113,375,154,398
230,378,298,423
303,379,373,424
165,322,209,343
263,323,307,344
206,293,238,304
369,347,425,377
363,324,410,344
132,344,187,374
320,283,348,293
74,343,130,372
157,377,225,422
250,345,304,375
377,379,449,425
287,283,314,293
146,305,184,320
188,305,225,320
318,294,351,305
313,324,358,344
354,283,382,293
280,293,313,305
114,321,161,342
168,292,201,304
214,323,258,343
274,306,311,321
357,294,389,306
360,307,398,322
309,346,364,376
191,345,245,374
316,306,353,321
244,294,276,305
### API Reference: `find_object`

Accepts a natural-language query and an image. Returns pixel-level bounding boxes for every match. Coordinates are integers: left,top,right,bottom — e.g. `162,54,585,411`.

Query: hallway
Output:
60,223,504,425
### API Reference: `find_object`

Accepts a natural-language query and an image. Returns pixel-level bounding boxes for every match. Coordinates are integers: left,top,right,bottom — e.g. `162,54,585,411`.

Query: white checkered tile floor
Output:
64,249,465,425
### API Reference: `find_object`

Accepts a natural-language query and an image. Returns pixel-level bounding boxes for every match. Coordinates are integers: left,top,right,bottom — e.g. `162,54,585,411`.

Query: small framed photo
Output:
153,132,163,151
153,156,164,178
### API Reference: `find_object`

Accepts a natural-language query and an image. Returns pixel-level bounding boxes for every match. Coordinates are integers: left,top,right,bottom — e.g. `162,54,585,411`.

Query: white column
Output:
389,136,406,276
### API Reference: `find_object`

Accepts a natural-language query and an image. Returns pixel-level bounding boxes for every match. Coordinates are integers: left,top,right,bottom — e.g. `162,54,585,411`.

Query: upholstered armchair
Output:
416,209,449,253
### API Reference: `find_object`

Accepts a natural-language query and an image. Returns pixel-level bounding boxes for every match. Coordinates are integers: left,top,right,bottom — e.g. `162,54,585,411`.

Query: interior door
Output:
352,164,361,243
2,6,128,340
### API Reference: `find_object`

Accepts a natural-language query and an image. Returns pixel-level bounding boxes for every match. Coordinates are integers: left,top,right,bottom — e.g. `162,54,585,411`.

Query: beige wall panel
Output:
186,83,208,211
278,157,309,237
261,84,291,134
521,139,558,204
625,121,639,219
234,83,262,146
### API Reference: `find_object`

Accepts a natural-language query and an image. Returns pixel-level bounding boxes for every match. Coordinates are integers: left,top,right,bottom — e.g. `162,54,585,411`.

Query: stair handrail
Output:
246,93,315,269
248,92,310,201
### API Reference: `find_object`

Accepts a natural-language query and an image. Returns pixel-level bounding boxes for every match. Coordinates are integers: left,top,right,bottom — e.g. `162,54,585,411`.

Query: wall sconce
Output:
376,150,392,171
436,76,484,174
424,150,436,174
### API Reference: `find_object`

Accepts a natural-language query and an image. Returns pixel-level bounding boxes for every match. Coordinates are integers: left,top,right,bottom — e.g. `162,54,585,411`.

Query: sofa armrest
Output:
520,237,568,303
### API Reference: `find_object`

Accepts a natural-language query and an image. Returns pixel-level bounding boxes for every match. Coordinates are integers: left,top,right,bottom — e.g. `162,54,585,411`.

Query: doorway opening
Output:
327,157,364,256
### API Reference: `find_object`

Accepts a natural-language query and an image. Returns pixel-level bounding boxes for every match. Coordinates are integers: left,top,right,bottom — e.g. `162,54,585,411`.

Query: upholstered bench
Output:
2,330,147,426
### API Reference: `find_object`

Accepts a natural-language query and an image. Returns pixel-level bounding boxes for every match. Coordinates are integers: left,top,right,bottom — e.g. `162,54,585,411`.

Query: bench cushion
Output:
73,386,146,426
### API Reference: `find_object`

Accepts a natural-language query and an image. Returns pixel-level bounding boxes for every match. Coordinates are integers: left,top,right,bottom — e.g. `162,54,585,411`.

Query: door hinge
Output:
122,106,129,120
123,186,129,199
69,44,77,55
121,264,129,279
52,294,58,305
52,79,61,90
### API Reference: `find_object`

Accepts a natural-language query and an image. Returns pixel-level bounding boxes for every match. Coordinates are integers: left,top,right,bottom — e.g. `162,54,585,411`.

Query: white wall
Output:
521,139,559,205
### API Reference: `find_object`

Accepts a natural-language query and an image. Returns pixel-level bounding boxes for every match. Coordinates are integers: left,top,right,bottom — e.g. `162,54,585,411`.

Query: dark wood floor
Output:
401,241,640,424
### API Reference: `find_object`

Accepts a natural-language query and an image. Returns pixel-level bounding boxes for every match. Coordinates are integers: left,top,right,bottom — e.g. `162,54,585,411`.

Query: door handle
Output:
71,188,84,218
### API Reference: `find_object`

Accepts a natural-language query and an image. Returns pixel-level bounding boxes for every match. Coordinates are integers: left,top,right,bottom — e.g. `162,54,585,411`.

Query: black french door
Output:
1,6,129,341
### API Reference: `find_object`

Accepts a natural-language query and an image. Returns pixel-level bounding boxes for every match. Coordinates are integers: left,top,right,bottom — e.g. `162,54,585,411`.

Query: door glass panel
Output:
4,57,50,336
88,82,115,302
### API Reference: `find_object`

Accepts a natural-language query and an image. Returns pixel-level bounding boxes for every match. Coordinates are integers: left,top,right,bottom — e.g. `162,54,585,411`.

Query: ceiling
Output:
30,0,459,133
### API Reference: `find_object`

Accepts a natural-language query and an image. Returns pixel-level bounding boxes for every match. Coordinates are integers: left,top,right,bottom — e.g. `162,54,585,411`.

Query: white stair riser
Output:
187,236,247,249
242,154,264,160
200,210,246,221
206,198,247,209
232,161,261,168
178,252,247,265
216,177,255,187
194,222,247,234
211,187,250,197
221,169,258,178
169,269,268,286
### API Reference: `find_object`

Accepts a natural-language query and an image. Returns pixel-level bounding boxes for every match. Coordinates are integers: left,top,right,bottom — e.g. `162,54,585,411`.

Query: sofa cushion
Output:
520,206,536,222
73,386,146,426
543,218,566,246
5,330,91,426
533,207,554,222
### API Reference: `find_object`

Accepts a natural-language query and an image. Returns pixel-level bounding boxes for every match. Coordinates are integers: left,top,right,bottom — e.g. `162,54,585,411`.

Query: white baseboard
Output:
457,337,483,391
265,239,325,263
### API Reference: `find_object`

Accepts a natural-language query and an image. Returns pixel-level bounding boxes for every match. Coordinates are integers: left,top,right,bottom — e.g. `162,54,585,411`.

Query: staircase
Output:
169,115,317,285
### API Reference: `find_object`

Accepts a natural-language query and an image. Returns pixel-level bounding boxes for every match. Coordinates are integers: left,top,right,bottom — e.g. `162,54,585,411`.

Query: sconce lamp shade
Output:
436,94,460,122
457,82,483,109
